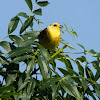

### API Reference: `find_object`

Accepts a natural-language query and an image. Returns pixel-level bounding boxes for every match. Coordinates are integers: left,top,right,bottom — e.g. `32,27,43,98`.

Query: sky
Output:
0,0,100,99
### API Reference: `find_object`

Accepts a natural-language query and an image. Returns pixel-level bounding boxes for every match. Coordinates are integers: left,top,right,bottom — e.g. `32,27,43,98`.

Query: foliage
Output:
0,0,100,100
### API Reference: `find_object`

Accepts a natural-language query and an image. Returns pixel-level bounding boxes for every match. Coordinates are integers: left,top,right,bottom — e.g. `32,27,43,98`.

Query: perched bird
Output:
38,23,63,49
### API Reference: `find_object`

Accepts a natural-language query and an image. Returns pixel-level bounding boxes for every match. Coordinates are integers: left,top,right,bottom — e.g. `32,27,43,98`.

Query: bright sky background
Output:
0,0,100,99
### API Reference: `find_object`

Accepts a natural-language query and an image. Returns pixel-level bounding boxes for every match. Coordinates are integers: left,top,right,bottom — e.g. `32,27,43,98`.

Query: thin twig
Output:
62,51,85,54
52,45,67,58
29,2,37,18
0,35,9,42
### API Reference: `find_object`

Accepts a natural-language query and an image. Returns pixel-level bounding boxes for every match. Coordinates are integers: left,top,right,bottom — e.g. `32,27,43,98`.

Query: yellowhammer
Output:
38,23,63,49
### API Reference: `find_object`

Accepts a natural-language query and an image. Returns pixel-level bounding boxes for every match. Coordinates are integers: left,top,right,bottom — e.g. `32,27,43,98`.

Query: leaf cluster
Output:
0,0,100,100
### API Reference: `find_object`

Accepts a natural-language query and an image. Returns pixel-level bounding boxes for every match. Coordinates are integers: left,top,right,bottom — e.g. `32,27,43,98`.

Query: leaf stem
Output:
62,51,85,54
52,45,67,58
25,2,37,32
29,2,37,18
0,35,9,42
85,52,94,56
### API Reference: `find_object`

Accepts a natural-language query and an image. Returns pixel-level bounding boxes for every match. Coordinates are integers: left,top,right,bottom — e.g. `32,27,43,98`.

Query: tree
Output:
0,0,100,100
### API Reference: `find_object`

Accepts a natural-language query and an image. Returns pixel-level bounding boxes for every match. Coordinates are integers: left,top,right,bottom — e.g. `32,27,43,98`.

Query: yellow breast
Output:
47,29,60,49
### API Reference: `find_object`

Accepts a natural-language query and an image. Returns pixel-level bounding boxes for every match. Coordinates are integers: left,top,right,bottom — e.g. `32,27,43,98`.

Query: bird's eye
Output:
53,24,57,27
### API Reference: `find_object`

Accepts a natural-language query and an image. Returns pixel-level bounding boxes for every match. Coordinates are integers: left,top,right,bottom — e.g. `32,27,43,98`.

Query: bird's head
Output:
47,23,63,31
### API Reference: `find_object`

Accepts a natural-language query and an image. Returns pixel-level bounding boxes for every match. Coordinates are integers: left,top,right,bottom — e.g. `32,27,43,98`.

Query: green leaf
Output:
93,53,100,58
6,74,17,86
63,57,73,69
37,1,50,7
10,34,37,47
16,12,28,18
77,43,85,51
9,35,23,46
76,56,86,62
67,30,73,37
0,86,14,93
40,77,62,90
25,0,33,11
85,67,94,80
37,56,49,79
52,83,59,100
61,30,64,34
56,54,73,70
76,61,84,77
11,55,33,63
24,31,40,39
8,16,19,34
87,49,96,56
1,92,20,100
91,61,99,68
0,41,11,52
21,88,31,100
95,85,100,97
88,49,96,54
20,16,34,34
95,67,100,81
12,92,21,100
86,87,96,100
58,68,69,76
60,75,82,99
60,38,76,50
18,40,37,47
8,46,33,58
27,78,36,94
33,8,42,15
67,67,78,76
0,86,18,99
72,31,78,37
13,93,21,100
26,59,35,74
71,26,73,31
38,44,53,75
63,22,68,30
82,79,88,91
72,77,82,86
71,26,78,38
38,44,52,62
18,76,28,91
0,57,9,65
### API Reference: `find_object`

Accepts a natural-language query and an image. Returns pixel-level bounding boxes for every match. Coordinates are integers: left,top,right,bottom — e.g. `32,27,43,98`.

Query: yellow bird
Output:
38,23,63,49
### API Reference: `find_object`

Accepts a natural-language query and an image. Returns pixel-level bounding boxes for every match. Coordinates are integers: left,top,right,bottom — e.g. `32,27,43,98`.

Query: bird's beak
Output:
59,25,63,28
